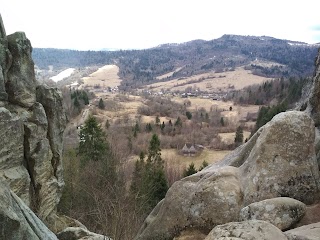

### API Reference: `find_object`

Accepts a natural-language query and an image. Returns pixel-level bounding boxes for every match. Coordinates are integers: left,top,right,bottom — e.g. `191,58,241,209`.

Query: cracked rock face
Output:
0,14,66,232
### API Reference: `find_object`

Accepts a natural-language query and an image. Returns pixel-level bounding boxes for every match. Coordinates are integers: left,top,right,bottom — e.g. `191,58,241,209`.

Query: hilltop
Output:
33,34,319,91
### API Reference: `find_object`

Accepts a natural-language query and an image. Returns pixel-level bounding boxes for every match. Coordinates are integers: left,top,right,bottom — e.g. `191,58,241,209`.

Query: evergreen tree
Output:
220,117,225,126
98,98,105,109
131,134,168,211
235,126,244,144
186,111,192,120
145,123,153,132
198,160,209,171
130,152,145,195
175,116,182,127
78,115,107,165
74,97,80,109
161,121,165,131
105,119,110,129
155,116,160,126
183,162,197,177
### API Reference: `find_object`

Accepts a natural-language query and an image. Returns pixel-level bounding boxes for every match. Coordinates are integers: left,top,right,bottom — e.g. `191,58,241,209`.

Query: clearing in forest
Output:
82,65,122,88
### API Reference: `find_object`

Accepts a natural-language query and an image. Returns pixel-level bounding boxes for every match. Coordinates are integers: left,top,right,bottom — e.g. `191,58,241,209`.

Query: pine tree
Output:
131,134,168,211
198,160,209,171
235,126,244,144
78,115,107,165
105,119,110,129
175,116,182,127
183,162,198,177
220,117,225,126
98,98,105,109
145,123,152,132
155,116,160,126
186,111,192,120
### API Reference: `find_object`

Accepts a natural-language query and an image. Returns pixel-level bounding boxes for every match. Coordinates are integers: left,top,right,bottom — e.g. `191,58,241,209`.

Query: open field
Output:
218,131,251,144
82,65,122,88
173,97,260,123
161,148,231,169
147,67,272,92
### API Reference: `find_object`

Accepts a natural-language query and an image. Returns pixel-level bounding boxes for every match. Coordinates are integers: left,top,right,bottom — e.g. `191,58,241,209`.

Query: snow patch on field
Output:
50,68,75,82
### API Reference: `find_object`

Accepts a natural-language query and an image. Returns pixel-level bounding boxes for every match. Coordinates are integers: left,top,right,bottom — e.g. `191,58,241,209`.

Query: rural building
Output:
181,143,197,157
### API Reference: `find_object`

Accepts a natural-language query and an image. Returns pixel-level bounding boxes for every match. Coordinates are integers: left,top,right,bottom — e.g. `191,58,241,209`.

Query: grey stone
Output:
285,222,320,240
240,197,306,230
36,85,67,213
204,220,288,240
135,166,243,240
0,180,58,240
6,31,36,107
0,107,30,205
240,111,320,205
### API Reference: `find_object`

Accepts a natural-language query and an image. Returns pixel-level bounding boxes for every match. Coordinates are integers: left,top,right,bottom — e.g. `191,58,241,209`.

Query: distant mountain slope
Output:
32,35,319,87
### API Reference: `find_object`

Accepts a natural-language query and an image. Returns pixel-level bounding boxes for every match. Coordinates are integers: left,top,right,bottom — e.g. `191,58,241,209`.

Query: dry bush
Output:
164,160,184,186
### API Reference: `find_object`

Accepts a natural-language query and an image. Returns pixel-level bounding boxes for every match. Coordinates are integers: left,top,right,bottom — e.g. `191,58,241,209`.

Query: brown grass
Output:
161,148,231,169
82,65,122,88
218,131,251,144
146,67,272,92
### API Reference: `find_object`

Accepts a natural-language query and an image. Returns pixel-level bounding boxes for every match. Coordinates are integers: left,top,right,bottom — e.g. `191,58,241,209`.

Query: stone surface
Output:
294,203,320,228
285,222,320,240
136,111,320,240
0,14,11,102
135,166,243,240
6,31,36,107
36,85,67,203
24,102,58,220
0,180,58,240
310,48,320,126
204,220,288,240
240,111,320,205
240,197,306,230
57,227,111,240
0,107,30,205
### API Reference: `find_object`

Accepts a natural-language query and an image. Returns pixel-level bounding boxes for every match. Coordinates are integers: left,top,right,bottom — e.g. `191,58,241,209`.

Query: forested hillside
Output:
33,35,319,88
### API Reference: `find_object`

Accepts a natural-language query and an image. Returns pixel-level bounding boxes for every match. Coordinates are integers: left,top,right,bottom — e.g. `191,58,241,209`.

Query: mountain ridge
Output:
32,34,319,89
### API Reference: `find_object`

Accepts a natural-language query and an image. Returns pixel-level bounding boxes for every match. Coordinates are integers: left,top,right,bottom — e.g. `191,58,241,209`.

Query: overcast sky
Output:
1,0,320,50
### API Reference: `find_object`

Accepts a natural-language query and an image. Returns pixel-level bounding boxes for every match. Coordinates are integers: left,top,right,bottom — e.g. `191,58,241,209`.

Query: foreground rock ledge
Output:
135,111,320,240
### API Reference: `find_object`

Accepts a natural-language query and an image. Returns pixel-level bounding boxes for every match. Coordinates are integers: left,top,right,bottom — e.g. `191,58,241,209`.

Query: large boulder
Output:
135,166,243,240
285,222,320,240
240,111,320,205
204,220,288,240
136,111,320,240
6,32,36,107
0,180,58,240
240,197,306,230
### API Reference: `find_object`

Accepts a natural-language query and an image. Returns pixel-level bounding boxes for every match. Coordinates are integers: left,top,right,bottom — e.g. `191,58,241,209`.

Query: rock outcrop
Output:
239,197,306,230
0,13,67,237
135,111,320,240
285,222,320,240
204,220,288,240
0,180,58,240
